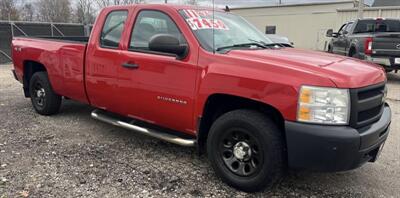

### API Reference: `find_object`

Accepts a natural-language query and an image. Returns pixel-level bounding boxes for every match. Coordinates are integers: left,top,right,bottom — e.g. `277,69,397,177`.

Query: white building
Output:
231,1,400,51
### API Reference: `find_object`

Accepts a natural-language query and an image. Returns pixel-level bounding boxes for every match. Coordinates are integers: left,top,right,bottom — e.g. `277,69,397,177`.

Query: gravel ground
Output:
0,64,399,197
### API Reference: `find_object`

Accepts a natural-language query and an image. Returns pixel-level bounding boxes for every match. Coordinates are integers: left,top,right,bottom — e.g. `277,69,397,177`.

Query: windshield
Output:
179,9,273,52
354,19,400,33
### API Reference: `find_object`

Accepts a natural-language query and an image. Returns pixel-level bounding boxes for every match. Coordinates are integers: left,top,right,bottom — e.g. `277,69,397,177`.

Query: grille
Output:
349,82,386,129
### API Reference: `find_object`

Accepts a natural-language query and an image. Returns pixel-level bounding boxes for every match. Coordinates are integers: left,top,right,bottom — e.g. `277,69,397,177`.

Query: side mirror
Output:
148,34,188,59
326,29,333,37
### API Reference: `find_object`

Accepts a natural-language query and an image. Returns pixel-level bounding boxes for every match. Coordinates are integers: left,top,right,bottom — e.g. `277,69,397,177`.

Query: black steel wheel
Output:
32,81,46,108
29,72,62,115
220,128,263,177
207,109,285,192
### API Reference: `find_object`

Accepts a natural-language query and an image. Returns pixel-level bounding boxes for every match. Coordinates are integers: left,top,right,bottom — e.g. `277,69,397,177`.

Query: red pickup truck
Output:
11,4,391,192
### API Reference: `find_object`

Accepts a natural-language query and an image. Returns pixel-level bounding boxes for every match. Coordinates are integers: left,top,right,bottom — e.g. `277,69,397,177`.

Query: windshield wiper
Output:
249,39,286,48
264,43,286,48
216,42,267,52
248,39,286,48
248,39,269,46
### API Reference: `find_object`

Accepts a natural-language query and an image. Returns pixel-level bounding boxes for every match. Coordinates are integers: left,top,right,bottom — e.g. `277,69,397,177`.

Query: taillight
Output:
365,37,373,55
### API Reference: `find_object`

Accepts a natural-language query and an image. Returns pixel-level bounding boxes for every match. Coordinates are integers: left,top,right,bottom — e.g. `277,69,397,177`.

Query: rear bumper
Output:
285,104,391,172
365,56,400,69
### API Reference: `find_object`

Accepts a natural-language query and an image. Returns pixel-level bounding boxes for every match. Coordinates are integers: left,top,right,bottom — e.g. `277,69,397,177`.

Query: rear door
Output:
85,9,129,112
118,9,199,134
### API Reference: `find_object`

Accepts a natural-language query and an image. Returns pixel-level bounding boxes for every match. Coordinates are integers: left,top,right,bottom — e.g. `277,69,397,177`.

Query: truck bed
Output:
35,36,90,43
12,36,89,104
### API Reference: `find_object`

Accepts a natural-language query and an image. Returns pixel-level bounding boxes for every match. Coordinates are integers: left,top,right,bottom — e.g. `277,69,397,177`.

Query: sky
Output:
147,0,375,7
19,0,376,8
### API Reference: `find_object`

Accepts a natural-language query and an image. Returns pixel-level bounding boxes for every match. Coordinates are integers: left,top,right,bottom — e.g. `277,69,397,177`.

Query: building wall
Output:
232,2,355,51
337,6,400,26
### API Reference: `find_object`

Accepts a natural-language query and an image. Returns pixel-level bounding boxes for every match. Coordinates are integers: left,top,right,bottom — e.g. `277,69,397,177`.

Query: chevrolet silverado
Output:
11,4,391,192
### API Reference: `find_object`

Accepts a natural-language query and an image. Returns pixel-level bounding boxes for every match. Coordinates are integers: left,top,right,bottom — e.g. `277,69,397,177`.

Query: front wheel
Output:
207,110,285,192
29,72,62,115
385,68,394,73
328,45,333,53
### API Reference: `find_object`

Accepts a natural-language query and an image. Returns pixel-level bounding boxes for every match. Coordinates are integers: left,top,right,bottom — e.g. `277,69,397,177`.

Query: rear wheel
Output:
207,110,285,192
29,72,62,115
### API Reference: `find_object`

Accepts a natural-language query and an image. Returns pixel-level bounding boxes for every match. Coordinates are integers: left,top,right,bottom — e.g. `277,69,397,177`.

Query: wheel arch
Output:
197,93,286,154
23,60,47,97
348,43,358,57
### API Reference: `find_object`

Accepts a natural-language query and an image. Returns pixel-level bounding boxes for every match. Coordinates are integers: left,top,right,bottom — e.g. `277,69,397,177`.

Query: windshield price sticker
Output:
186,18,229,30
183,9,211,18
183,9,229,30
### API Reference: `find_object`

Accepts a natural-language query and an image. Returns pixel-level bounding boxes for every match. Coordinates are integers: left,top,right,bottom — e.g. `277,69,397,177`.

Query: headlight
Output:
297,85,350,125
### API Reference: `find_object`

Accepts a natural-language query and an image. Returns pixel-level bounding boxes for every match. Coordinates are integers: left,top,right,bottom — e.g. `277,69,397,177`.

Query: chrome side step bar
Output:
91,109,196,147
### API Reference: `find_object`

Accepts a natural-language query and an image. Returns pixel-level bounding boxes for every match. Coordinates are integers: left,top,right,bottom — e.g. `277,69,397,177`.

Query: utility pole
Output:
357,0,364,19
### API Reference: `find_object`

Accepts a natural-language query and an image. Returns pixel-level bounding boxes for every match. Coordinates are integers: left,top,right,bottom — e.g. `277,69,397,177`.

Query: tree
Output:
37,0,72,23
0,0,19,21
74,0,96,24
19,3,35,21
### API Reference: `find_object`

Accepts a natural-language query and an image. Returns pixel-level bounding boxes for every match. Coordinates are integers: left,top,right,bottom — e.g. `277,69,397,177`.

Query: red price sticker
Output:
183,9,211,18
186,18,229,30
183,9,229,31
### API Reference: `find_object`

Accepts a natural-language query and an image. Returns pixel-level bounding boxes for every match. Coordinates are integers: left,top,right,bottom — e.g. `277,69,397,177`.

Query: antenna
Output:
212,0,215,54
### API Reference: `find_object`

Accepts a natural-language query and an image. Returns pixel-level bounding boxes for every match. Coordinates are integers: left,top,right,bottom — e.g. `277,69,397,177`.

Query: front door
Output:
118,10,198,134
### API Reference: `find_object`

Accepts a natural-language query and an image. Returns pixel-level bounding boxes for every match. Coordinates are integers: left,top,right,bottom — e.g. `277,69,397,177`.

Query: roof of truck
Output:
105,3,216,11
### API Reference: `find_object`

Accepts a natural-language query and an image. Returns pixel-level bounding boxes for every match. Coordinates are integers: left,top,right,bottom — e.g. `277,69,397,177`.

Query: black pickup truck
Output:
327,18,400,73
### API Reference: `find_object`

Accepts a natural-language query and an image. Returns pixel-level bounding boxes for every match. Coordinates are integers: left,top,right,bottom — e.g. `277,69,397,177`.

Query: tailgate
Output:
372,33,400,57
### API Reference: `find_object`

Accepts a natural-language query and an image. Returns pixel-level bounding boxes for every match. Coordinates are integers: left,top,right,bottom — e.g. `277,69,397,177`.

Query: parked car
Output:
11,4,391,192
265,34,293,47
327,18,400,73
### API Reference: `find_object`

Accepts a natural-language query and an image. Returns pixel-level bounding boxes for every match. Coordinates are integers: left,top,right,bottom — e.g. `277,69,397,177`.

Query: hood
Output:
226,48,386,88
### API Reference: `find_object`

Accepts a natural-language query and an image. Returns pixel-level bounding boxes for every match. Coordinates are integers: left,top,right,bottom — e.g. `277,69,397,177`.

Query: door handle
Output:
122,63,139,69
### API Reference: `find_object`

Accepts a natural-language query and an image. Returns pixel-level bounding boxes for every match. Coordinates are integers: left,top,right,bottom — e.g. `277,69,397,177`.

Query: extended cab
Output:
11,5,391,192
327,18,400,73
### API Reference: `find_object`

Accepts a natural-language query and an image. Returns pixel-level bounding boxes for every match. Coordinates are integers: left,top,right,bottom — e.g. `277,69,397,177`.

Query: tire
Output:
207,110,285,192
328,45,333,53
350,51,357,58
385,68,393,73
29,72,62,115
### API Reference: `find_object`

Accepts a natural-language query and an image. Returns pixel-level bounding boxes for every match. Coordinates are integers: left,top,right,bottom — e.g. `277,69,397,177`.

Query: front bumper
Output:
365,56,400,69
285,104,391,172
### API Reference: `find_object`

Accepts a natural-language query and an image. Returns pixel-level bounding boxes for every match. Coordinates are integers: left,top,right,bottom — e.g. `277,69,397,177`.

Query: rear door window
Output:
100,10,128,48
